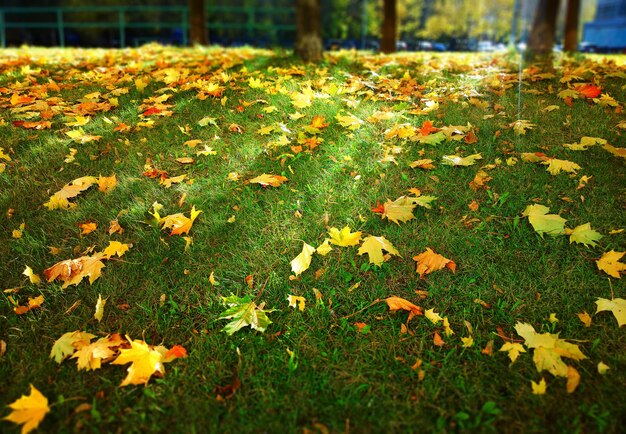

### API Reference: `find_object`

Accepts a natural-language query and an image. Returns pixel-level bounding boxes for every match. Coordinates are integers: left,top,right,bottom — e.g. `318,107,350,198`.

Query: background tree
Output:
563,0,581,52
381,0,397,53
295,0,323,61
189,0,208,45
526,0,560,59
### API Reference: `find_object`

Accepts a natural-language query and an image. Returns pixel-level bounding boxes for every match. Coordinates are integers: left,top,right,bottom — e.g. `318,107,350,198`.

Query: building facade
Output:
583,0,626,50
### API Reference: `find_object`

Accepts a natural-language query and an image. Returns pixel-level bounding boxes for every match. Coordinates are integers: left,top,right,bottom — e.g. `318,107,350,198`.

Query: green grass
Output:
1,44,625,433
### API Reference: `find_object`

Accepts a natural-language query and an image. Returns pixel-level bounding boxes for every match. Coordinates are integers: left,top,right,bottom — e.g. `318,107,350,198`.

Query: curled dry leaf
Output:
413,248,456,278
385,296,423,322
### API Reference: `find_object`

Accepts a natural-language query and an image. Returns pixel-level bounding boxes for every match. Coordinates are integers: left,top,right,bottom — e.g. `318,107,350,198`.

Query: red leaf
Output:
371,202,385,214
142,107,162,116
577,84,601,99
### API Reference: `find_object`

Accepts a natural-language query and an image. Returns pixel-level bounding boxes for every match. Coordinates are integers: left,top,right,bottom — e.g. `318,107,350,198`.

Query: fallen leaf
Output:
22,266,41,285
531,378,547,395
97,174,117,193
111,336,166,386
566,223,602,247
94,294,106,322
290,242,316,276
50,331,96,363
441,153,482,166
500,342,526,363
595,297,626,326
413,248,456,278
218,294,274,335
522,204,566,237
328,226,362,247
3,384,50,434
543,158,581,175
597,362,610,375
249,174,288,187
385,296,423,322
287,295,306,311
44,254,105,288
577,311,592,327
433,331,445,347
566,365,580,393
425,308,443,324
357,236,401,266
79,222,97,235
595,250,626,278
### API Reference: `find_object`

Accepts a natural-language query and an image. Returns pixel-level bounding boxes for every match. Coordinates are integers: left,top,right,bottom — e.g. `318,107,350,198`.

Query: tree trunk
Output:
381,0,397,54
189,0,208,45
295,0,323,62
563,0,581,53
526,0,560,61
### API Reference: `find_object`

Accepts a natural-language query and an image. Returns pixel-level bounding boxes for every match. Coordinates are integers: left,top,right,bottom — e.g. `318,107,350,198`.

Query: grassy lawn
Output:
1,45,625,433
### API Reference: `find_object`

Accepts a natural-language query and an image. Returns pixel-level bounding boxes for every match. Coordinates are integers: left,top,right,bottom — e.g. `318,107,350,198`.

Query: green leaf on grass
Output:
219,295,274,335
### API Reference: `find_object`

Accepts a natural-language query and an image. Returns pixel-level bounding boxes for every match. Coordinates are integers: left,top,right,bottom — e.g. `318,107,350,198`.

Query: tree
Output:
563,0,581,52
381,0,397,53
295,0,323,62
527,0,560,60
189,0,208,45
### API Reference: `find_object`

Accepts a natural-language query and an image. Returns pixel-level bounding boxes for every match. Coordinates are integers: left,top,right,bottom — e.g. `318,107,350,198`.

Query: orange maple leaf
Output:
310,115,329,129
419,120,439,136
413,248,456,278
576,84,601,99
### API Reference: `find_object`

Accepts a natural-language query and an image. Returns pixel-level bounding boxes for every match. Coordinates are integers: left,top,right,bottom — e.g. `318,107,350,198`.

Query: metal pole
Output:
57,9,65,47
118,9,125,48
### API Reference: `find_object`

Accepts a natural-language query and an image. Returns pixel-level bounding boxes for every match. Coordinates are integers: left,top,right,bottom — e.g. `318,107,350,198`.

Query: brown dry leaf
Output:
481,339,494,356
469,170,492,191
413,248,456,278
176,157,195,164
43,254,105,288
108,219,123,235
385,296,423,322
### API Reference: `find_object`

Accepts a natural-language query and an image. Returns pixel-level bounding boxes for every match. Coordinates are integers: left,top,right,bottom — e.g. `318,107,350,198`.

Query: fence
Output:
0,5,296,48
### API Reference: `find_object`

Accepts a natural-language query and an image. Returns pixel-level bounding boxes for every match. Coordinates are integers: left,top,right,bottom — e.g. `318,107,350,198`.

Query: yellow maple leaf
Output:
413,248,456,278
499,342,526,363
159,174,187,188
385,296,423,322
50,331,96,363
111,336,165,386
424,308,443,324
515,322,586,377
461,336,474,347
596,250,626,278
44,176,97,210
290,242,316,276
409,159,435,170
79,222,97,235
441,153,482,166
328,226,362,247
66,127,101,143
531,378,547,395
510,119,536,135
3,384,50,434
287,295,306,311
357,236,400,266
543,158,581,175
249,173,288,187
595,297,626,327
522,204,566,237
566,223,602,247
97,174,117,193
335,112,364,130
316,239,333,256
376,196,416,224
562,136,606,151
102,240,131,258
71,334,122,371
159,206,202,236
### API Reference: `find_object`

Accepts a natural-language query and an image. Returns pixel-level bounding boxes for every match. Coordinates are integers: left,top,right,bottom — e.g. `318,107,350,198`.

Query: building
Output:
583,0,626,51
